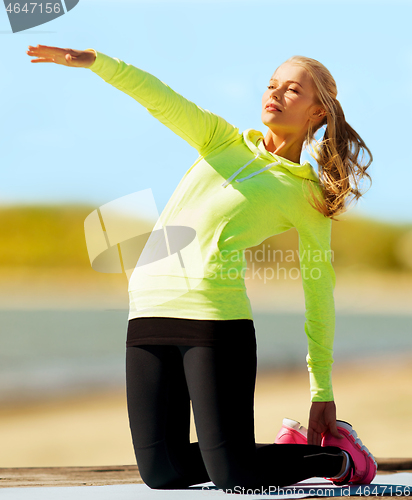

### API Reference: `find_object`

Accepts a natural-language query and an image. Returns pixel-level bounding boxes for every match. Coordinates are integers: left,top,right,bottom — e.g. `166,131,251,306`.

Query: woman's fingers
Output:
27,44,68,64
27,44,62,57
27,51,55,63
29,58,55,63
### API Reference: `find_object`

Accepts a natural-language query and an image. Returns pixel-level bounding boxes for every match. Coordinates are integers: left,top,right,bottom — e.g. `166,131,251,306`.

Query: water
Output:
0,310,411,404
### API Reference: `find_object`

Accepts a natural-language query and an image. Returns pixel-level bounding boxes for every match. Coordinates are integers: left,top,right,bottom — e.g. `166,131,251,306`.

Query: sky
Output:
1,0,412,224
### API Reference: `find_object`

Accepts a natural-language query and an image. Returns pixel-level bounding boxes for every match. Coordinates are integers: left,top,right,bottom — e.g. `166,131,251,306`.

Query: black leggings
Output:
126,327,344,491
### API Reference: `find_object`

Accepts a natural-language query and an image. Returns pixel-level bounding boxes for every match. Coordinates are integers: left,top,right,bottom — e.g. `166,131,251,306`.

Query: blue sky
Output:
1,0,411,224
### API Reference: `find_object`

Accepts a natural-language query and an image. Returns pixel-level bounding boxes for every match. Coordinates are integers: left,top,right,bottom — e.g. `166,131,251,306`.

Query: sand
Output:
0,353,411,468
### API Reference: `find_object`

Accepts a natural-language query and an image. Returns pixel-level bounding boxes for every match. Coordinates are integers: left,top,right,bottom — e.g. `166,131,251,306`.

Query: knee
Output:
136,452,188,490
139,467,181,490
203,460,253,492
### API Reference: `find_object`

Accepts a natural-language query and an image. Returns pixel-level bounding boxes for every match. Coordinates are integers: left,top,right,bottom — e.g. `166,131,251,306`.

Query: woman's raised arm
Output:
26,45,239,157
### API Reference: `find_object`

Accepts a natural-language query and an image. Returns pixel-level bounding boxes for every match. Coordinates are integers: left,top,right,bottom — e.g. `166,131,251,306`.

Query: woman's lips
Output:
265,104,282,112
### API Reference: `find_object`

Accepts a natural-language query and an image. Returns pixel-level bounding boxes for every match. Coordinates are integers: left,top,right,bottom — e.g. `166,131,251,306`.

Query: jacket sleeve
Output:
85,49,239,157
294,192,336,402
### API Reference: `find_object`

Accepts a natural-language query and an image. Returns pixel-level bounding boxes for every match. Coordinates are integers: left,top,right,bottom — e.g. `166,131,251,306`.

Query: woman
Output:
27,44,375,492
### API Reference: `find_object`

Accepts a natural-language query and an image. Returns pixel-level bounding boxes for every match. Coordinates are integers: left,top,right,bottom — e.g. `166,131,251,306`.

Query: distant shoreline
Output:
0,268,411,315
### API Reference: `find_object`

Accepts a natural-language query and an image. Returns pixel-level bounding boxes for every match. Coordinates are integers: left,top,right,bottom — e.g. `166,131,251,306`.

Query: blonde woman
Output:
27,44,375,492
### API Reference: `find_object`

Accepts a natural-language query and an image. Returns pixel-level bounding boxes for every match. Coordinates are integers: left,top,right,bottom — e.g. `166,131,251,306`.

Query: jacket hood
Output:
221,128,320,189
242,128,320,183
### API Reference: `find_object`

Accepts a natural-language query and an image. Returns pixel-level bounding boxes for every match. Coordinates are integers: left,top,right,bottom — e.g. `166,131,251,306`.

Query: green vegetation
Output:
0,205,411,272
250,215,412,273
0,205,94,269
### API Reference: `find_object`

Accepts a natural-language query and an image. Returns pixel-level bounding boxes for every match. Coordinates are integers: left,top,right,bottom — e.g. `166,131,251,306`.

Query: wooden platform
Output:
1,459,412,489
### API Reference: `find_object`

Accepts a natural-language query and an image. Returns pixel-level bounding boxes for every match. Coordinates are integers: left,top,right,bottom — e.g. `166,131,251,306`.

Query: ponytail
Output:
285,56,373,221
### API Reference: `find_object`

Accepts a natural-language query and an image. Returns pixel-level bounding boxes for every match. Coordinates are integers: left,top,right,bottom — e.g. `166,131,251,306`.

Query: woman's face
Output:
261,62,323,137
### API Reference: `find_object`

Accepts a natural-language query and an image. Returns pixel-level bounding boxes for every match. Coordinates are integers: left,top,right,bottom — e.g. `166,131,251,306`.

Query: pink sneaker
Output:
322,420,377,485
275,418,308,445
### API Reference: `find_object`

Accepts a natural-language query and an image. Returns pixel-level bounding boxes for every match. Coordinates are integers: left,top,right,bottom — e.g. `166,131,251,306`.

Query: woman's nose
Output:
270,88,281,101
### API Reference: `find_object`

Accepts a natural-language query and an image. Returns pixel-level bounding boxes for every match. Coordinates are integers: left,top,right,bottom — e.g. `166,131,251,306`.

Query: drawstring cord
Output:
235,160,281,183
221,152,262,188
221,150,282,188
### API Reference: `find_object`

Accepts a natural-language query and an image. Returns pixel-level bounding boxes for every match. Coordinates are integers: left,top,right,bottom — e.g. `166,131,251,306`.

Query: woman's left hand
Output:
307,401,343,446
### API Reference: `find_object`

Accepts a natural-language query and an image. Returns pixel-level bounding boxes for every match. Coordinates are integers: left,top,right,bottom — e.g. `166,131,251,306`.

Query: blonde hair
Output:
283,55,373,221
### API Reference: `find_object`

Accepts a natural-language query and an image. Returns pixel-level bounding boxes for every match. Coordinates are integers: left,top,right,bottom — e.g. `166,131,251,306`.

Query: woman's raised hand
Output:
26,45,96,68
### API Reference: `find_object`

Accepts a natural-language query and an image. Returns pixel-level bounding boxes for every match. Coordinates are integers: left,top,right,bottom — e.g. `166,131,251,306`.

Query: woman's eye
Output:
267,85,298,93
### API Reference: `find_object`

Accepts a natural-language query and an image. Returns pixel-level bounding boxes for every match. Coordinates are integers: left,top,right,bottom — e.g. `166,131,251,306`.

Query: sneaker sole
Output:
323,420,377,484
335,421,378,476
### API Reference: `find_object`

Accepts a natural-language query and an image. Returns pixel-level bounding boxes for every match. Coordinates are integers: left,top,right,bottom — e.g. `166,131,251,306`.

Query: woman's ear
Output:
310,106,327,123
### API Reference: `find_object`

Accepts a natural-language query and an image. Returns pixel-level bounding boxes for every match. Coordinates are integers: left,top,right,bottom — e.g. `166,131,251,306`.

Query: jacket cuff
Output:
309,370,334,402
85,49,120,81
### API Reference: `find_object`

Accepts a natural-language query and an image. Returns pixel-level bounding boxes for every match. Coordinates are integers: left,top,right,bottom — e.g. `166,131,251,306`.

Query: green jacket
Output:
88,50,336,402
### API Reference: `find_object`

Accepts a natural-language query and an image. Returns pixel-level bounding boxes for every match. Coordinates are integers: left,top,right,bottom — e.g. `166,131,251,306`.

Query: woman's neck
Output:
263,130,305,164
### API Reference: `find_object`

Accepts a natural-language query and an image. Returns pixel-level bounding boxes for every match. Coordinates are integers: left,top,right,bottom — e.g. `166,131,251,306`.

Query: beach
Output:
0,354,411,468
0,269,411,468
